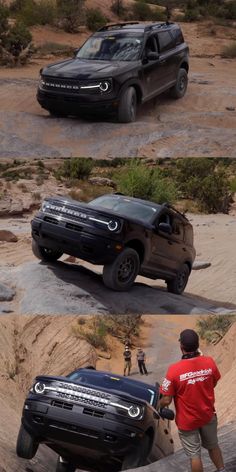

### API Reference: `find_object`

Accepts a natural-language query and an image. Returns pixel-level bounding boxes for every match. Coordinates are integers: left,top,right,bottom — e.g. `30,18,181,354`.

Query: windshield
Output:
89,195,158,222
77,33,144,61
67,371,157,406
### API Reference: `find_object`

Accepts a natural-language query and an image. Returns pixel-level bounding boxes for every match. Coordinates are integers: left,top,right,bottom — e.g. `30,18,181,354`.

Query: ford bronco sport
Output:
31,194,196,293
16,368,174,472
37,21,189,122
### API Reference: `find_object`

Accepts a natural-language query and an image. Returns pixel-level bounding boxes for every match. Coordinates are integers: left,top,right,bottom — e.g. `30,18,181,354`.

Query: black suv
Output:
37,21,189,122
31,194,196,294
16,368,174,472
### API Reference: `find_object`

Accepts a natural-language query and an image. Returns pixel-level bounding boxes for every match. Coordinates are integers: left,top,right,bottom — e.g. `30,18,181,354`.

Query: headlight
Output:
41,201,49,212
128,405,141,418
107,220,119,232
34,382,46,394
80,80,112,93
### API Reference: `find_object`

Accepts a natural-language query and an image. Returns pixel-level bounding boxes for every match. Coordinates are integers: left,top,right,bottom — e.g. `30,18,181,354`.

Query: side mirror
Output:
158,222,172,235
160,408,175,421
147,51,159,61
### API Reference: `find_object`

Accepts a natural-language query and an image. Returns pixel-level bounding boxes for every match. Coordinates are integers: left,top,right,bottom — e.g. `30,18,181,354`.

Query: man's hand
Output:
158,395,172,409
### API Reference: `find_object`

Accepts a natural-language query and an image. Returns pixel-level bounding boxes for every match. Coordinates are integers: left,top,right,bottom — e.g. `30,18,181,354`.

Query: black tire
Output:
32,239,63,262
16,424,38,459
49,109,68,117
170,68,188,99
56,457,76,472
167,263,190,295
121,435,150,470
103,248,140,291
118,86,137,123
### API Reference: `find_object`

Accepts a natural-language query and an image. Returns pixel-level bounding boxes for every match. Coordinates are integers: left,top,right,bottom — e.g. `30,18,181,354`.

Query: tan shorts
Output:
178,414,218,459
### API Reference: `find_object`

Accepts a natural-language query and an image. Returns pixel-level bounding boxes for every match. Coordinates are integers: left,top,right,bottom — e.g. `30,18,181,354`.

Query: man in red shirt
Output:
159,329,225,472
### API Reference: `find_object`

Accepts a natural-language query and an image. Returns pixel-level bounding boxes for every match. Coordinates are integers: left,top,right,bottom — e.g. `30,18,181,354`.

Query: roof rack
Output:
162,203,188,221
98,22,140,32
144,21,175,32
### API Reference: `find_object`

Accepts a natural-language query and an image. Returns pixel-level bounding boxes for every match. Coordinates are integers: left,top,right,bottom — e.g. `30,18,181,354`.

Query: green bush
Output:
56,158,94,180
11,0,56,26
0,2,9,36
86,8,107,32
115,161,178,204
1,21,32,63
56,0,85,32
197,315,235,344
175,158,231,213
132,1,165,21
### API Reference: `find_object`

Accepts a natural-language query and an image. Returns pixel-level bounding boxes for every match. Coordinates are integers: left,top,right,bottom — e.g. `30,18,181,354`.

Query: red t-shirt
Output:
160,355,221,431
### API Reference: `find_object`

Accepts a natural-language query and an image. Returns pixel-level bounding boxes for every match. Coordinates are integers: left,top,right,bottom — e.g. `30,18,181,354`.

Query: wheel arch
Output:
119,80,143,104
125,239,145,264
184,260,192,273
180,61,189,73
145,427,155,452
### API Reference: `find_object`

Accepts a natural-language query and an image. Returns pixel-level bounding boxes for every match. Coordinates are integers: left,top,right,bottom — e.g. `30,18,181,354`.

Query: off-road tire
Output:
167,263,190,295
56,457,76,472
16,424,38,459
121,434,150,470
32,239,63,262
118,86,137,123
170,68,188,99
103,247,140,291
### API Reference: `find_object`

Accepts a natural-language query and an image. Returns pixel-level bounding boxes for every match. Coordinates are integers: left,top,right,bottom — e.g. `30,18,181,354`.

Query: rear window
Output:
157,31,175,53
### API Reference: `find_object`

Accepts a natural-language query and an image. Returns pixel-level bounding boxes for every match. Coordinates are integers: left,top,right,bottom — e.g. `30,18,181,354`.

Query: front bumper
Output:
22,400,144,456
31,216,123,265
37,88,120,114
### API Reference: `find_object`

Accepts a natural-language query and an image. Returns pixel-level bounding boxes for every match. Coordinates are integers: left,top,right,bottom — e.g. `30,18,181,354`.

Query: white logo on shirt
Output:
180,368,212,382
162,378,171,392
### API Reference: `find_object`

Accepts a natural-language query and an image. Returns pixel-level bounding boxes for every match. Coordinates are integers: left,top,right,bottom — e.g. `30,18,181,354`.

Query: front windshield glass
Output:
76,33,144,61
67,371,157,406
89,195,158,222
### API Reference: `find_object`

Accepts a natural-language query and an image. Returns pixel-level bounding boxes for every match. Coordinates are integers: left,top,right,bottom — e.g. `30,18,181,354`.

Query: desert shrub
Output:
175,158,231,213
230,177,236,193
197,315,235,344
56,0,85,32
111,0,126,17
55,158,94,181
11,0,56,26
2,21,32,56
0,2,9,36
132,1,165,21
115,161,178,204
86,8,107,32
221,42,236,58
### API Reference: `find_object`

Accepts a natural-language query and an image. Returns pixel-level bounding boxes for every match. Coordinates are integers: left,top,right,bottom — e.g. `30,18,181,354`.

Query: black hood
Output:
42,57,139,79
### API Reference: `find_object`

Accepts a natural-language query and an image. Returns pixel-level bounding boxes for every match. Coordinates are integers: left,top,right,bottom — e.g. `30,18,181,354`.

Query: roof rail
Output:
144,21,175,32
98,22,140,32
162,203,188,221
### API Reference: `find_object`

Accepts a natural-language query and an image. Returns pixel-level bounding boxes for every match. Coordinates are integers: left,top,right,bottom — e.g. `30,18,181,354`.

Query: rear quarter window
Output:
172,28,184,46
157,31,175,53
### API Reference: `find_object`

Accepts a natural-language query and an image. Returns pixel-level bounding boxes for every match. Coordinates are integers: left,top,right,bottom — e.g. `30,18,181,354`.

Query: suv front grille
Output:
51,400,73,410
83,407,105,418
41,78,103,95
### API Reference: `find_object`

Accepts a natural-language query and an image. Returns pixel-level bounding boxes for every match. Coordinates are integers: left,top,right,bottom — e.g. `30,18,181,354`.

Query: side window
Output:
157,31,175,53
171,217,184,240
144,35,157,55
172,28,184,46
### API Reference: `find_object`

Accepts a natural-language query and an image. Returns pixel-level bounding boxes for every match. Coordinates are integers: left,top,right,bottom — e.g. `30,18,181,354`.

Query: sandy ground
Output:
0,22,236,157
0,314,235,472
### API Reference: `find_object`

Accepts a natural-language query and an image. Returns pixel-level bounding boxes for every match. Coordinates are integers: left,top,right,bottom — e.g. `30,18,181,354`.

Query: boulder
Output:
0,283,15,302
0,230,18,243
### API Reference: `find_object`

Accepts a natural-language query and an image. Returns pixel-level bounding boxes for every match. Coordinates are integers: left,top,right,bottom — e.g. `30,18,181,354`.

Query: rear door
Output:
155,29,177,88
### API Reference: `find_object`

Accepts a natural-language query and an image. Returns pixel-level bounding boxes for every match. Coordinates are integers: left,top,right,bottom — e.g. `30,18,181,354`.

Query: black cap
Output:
179,329,199,352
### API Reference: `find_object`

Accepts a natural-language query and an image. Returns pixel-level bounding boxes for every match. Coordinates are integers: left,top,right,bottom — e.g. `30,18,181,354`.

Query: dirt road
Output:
0,23,236,158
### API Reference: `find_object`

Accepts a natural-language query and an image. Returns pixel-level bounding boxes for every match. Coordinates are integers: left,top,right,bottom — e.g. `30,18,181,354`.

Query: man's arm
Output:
158,395,173,409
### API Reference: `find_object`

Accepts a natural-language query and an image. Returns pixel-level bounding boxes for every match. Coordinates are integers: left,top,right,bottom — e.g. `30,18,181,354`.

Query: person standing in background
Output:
136,347,148,375
123,346,132,376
